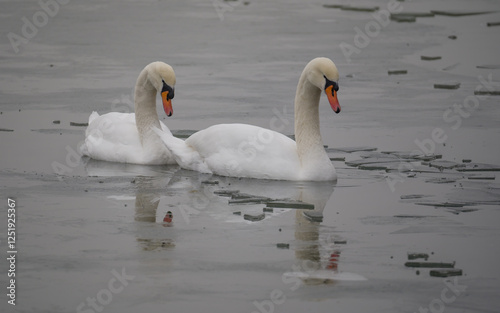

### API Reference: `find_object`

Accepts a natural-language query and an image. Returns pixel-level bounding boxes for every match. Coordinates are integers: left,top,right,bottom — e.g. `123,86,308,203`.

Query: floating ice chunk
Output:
458,163,500,172
431,10,495,17
421,55,442,61
303,211,323,222
388,69,408,75
266,200,314,210
326,146,377,153
430,269,463,277
243,212,265,222
405,261,455,268
434,82,460,89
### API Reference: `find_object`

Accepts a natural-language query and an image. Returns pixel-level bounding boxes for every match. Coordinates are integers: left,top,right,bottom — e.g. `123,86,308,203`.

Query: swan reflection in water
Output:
83,158,177,251
83,159,364,281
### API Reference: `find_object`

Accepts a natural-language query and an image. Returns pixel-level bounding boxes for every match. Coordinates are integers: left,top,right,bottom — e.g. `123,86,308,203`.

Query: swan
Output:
80,61,177,165
153,57,341,181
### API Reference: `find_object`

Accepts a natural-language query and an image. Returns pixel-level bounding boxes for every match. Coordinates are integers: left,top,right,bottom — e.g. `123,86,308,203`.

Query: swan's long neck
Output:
294,73,328,166
134,69,161,144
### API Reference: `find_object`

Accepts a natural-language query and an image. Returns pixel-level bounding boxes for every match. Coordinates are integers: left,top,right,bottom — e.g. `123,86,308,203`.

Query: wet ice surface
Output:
1,0,500,312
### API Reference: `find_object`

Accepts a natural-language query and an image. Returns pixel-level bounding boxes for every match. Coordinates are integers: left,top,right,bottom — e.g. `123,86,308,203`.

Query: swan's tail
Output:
78,112,99,157
152,127,212,174
88,111,100,124
79,139,90,157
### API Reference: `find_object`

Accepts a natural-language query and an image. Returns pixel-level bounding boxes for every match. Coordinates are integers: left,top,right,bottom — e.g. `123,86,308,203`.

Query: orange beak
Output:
325,85,340,114
161,90,173,117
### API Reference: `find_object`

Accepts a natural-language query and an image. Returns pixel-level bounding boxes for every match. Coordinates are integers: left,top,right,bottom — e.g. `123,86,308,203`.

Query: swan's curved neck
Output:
134,69,161,144
294,74,325,163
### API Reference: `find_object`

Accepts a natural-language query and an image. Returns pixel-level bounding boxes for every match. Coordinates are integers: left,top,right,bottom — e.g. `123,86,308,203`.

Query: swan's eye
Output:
324,75,339,93
161,80,174,100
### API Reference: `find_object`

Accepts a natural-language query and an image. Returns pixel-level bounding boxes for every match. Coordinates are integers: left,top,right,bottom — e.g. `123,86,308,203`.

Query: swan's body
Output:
154,57,341,181
80,62,177,165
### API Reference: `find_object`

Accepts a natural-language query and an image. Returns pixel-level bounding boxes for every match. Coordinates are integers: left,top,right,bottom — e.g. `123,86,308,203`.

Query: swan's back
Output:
186,124,301,180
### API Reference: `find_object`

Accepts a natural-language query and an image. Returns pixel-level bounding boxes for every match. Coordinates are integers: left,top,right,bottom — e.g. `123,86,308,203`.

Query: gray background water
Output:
1,0,500,312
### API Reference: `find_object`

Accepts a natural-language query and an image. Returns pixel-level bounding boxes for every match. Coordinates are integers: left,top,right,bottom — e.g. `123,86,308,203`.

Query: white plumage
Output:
80,62,177,165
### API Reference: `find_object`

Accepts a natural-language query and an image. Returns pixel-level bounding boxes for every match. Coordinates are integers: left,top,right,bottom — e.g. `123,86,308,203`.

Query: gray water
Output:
1,0,500,312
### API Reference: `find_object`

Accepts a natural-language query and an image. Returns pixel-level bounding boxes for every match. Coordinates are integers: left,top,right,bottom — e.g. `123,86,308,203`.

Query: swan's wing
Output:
185,124,300,180
82,112,143,163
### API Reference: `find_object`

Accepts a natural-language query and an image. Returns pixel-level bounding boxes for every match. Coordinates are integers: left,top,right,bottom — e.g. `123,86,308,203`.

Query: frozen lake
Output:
1,0,500,312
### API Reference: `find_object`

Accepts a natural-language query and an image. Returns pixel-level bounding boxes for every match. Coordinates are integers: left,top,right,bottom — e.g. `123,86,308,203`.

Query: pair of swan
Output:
80,58,341,181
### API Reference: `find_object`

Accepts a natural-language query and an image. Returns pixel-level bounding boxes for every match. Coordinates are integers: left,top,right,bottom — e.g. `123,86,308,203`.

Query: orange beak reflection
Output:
325,85,340,114
161,91,173,117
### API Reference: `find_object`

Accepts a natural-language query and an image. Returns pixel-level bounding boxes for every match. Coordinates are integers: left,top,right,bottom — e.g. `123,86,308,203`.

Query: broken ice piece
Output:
400,194,431,200
326,146,377,153
474,89,500,96
405,261,455,268
430,269,462,277
361,151,398,159
431,10,494,17
266,200,315,210
214,190,240,196
202,180,219,185
358,162,405,171
229,193,271,204
346,157,401,167
424,177,458,184
229,197,270,205
388,69,408,75
392,11,434,17
329,157,346,161
428,160,462,170
445,207,479,215
340,5,379,12
390,15,416,22
70,121,88,127
243,213,265,222
421,55,442,61
457,163,500,172
476,64,500,69
408,253,429,260
434,82,460,89
415,201,465,208
231,193,263,199
302,211,323,222
322,4,345,9
467,175,495,180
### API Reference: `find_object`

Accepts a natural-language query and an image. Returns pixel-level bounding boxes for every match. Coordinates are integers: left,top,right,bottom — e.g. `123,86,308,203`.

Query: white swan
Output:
80,62,177,165
154,57,341,181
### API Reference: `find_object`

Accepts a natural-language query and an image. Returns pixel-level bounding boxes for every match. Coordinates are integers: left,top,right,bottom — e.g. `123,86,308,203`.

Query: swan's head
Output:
305,57,340,114
146,62,176,117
